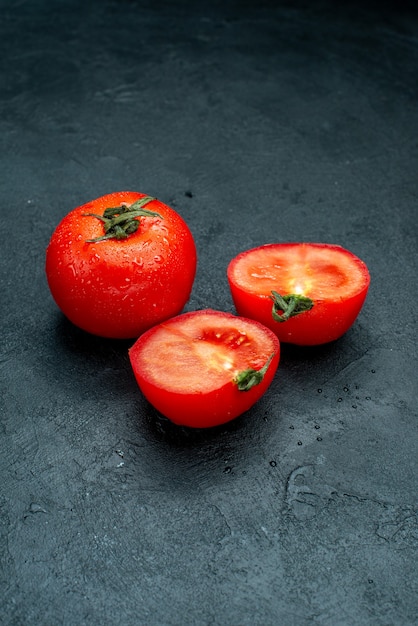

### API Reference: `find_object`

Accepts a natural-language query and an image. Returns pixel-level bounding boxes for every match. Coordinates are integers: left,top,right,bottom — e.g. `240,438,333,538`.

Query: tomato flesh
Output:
45,191,197,338
227,243,370,345
129,309,280,428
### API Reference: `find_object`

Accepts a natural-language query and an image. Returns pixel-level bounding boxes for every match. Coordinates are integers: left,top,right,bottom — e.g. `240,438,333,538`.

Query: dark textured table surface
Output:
1,1,417,624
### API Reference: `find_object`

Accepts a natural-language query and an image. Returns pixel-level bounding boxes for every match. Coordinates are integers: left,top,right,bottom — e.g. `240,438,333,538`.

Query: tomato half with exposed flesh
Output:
46,191,197,339
227,243,370,346
129,309,280,428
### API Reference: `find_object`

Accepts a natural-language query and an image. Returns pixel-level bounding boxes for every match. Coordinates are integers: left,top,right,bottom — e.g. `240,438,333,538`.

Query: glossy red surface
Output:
46,191,197,338
228,243,370,345
129,309,280,428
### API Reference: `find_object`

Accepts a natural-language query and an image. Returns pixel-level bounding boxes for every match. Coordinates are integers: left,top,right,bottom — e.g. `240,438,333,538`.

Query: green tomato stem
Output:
270,290,314,322
84,195,162,242
234,353,275,392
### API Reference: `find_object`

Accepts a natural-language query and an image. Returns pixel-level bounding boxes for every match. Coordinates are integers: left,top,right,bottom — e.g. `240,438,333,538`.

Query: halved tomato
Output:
129,309,280,428
227,243,370,345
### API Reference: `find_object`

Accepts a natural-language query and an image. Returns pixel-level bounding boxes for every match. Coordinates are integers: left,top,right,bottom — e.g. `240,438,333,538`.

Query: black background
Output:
1,1,417,624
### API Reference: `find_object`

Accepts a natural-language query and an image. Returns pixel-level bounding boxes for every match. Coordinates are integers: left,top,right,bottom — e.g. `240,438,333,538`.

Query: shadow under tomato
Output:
280,339,341,363
53,312,134,364
275,324,374,395
141,400,258,449
279,322,372,365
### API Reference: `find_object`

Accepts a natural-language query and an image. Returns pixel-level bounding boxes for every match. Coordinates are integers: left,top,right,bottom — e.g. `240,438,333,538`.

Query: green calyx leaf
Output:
270,290,314,322
84,195,162,243
234,353,275,392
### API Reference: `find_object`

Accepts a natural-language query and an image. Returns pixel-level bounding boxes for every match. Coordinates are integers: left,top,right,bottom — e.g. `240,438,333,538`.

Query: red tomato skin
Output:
45,191,197,339
227,243,370,346
129,310,280,428
228,286,369,346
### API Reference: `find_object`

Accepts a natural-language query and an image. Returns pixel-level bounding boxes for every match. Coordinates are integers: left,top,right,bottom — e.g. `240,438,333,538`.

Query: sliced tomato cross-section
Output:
227,243,370,345
129,309,280,428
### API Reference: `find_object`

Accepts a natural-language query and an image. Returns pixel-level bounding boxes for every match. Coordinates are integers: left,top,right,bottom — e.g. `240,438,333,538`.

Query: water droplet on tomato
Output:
132,257,144,268
154,255,163,264
119,278,131,291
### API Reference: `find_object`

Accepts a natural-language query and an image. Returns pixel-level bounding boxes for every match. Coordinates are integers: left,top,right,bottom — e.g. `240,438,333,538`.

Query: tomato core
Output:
233,244,366,301
134,312,275,393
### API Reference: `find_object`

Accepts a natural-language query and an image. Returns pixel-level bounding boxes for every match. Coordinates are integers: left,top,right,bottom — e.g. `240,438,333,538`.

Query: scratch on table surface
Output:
318,349,371,388
285,463,417,530
212,504,233,537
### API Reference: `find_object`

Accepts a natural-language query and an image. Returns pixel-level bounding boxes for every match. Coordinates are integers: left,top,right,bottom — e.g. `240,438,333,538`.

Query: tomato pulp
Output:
46,191,197,338
227,243,370,345
129,309,280,428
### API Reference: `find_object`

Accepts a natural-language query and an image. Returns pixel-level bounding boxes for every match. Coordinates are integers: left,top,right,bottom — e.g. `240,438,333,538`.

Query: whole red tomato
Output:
227,243,370,346
46,191,197,338
129,309,280,428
